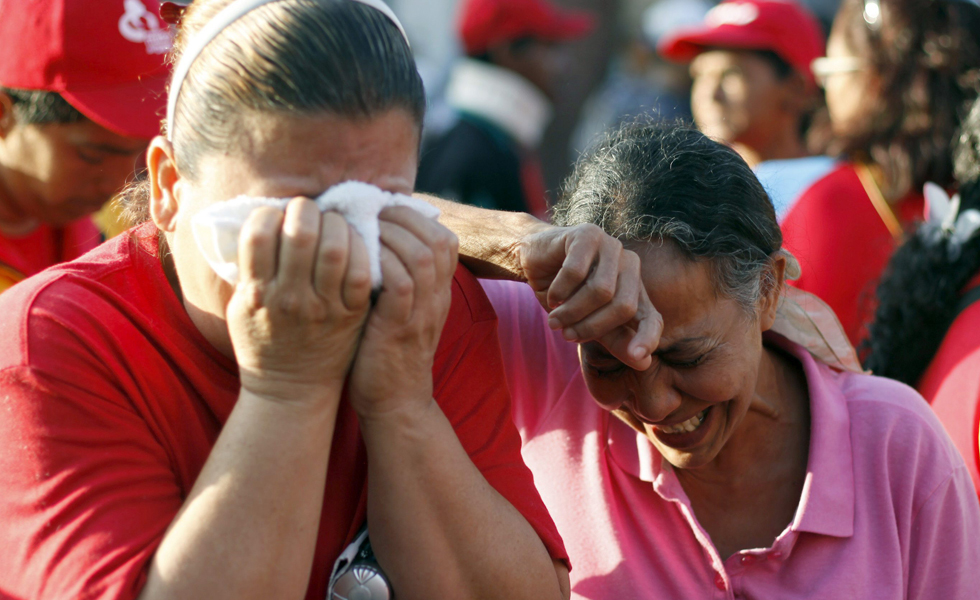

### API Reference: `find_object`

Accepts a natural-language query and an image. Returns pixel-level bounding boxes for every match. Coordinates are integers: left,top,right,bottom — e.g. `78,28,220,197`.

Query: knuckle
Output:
575,323,599,340
243,219,277,247
430,229,455,254
276,291,302,316
392,277,415,297
580,223,604,242
289,225,318,249
587,278,616,303
411,246,435,269
563,262,591,281
612,297,637,321
318,239,347,266
346,270,372,292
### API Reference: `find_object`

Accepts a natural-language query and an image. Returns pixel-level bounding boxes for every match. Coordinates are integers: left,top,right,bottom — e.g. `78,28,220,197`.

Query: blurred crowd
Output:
1,0,979,599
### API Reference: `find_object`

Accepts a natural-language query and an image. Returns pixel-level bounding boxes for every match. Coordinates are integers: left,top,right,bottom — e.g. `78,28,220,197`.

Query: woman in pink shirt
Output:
434,120,980,598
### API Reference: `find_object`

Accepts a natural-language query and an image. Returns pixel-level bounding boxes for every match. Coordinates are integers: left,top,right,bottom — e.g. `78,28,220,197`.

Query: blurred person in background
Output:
572,0,711,153
658,0,830,219
864,96,980,500
0,0,170,293
782,0,980,346
415,0,595,217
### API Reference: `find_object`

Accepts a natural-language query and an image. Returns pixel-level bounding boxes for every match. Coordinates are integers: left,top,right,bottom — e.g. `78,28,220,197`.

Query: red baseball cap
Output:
0,0,173,139
658,0,824,88
459,0,596,56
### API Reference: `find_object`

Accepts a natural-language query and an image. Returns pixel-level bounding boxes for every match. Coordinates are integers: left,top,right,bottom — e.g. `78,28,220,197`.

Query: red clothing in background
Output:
781,163,923,345
0,217,101,292
0,223,566,600
918,272,980,500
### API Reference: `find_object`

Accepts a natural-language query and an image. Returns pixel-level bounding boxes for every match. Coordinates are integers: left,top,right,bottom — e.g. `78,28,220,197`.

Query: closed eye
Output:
661,354,707,369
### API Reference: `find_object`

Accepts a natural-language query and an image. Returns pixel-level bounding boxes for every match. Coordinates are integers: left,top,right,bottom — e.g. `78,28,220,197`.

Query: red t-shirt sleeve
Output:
432,267,568,566
0,286,184,600
781,165,895,345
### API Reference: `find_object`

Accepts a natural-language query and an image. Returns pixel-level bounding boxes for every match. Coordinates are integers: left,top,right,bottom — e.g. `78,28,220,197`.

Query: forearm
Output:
138,388,341,600
418,194,550,280
359,400,564,600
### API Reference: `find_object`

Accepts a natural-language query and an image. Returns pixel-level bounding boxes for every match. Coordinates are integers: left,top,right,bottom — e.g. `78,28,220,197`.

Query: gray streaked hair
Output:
553,119,783,312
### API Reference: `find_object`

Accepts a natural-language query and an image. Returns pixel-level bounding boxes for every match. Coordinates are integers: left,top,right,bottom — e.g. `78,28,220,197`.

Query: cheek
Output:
674,352,758,405
674,366,743,403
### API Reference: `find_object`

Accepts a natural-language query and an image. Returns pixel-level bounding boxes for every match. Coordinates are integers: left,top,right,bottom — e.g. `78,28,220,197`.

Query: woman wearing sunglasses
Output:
782,0,980,345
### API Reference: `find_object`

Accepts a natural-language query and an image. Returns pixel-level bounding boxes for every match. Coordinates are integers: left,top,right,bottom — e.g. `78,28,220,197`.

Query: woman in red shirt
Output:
0,1,569,599
865,96,980,498
782,0,980,344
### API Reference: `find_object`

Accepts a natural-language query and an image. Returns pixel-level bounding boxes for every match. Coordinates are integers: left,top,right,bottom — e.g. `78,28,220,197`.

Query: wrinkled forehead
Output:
627,239,743,334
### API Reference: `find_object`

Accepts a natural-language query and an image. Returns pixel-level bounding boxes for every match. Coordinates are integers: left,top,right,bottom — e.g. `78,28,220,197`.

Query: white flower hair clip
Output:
923,182,980,261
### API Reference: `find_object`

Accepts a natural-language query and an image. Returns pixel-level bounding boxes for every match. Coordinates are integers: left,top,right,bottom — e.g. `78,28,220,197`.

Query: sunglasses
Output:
810,56,865,87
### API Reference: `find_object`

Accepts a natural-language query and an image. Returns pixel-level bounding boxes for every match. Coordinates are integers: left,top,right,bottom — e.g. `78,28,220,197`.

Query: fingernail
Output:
632,347,648,360
548,317,562,330
563,328,578,341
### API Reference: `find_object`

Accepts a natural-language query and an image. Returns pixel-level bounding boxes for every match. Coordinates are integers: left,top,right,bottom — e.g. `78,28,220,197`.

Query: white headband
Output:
165,0,410,141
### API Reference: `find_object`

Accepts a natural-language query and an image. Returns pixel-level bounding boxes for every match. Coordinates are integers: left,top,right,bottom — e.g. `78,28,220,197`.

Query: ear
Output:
757,253,787,332
147,136,182,233
0,91,16,138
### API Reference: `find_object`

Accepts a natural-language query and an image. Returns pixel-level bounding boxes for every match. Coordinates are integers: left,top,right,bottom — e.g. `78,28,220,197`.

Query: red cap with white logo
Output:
458,0,596,57
0,0,172,139
658,0,824,88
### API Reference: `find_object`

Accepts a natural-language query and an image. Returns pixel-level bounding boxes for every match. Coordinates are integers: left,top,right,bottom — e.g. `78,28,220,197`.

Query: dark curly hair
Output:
827,0,980,199
553,119,784,312
863,95,980,384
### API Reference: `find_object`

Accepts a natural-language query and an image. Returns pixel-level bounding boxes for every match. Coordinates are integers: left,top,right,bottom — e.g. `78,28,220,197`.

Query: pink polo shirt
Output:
482,279,980,599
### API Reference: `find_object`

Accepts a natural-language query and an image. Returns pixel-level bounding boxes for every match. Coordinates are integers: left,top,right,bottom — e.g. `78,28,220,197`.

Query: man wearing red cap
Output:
416,0,594,218
658,0,832,220
0,0,171,293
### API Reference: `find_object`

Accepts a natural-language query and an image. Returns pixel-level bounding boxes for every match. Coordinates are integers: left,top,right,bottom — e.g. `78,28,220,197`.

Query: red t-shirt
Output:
0,217,102,292
781,163,923,345
0,223,566,600
918,272,980,501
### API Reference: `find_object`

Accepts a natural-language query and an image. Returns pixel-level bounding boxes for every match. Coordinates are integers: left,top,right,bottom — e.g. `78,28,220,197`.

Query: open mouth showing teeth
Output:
655,408,708,435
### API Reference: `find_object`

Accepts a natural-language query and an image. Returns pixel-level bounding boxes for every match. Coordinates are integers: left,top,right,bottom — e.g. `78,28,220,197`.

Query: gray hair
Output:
554,120,783,312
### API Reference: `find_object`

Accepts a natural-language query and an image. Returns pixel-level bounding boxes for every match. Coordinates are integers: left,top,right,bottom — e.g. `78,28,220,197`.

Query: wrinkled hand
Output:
519,223,661,370
348,207,459,419
227,198,373,405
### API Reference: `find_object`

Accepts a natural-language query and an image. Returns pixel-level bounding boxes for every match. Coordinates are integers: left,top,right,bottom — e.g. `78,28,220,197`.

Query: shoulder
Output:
838,370,965,482
0,231,150,372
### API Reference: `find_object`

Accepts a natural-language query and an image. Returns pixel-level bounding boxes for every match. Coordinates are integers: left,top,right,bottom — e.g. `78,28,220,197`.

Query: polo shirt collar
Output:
605,333,855,538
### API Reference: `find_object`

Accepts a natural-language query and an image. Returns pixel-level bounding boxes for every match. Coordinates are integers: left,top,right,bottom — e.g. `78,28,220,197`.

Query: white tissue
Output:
191,181,441,288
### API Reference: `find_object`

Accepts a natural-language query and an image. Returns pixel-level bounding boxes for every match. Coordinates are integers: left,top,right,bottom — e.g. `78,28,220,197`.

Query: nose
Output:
625,361,683,424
